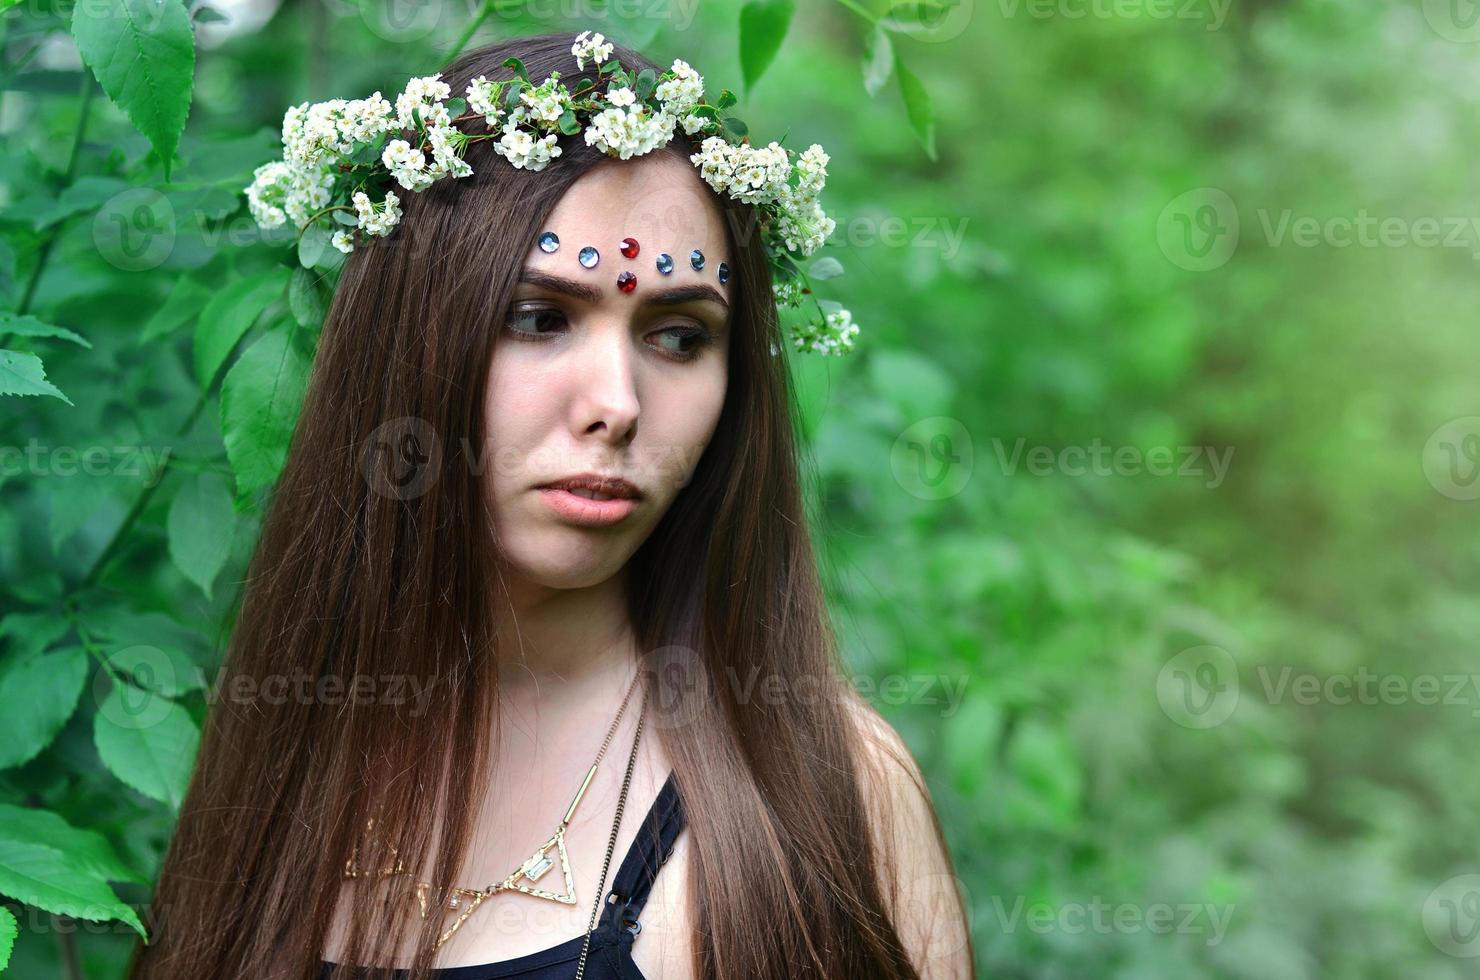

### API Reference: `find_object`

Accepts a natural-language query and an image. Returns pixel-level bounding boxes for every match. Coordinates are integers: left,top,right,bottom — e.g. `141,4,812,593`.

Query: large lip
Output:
535,472,644,500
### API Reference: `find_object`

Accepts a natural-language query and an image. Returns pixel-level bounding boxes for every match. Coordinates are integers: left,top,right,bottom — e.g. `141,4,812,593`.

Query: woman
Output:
127,32,972,980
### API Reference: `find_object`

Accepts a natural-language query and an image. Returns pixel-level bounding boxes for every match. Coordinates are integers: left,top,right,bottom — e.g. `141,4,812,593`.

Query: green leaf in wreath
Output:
0,906,15,973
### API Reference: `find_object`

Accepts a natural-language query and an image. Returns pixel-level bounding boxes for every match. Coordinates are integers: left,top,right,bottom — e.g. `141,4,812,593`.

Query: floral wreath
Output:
243,30,859,356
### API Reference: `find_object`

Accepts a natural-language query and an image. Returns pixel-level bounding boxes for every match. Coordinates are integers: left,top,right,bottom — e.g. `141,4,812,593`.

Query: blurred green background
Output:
3,0,1479,976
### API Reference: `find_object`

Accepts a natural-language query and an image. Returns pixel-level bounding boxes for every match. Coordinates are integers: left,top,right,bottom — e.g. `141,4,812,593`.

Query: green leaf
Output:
716,89,738,111
0,316,89,350
140,274,211,343
894,52,937,162
723,117,749,137
0,906,15,973
502,56,530,83
809,256,845,280
192,3,226,22
70,0,196,182
220,327,310,504
0,613,71,661
739,0,794,93
288,266,328,330
167,472,235,599
444,96,466,117
0,646,89,770
634,67,658,102
862,23,894,97
0,839,146,938
28,175,131,232
0,805,146,885
557,109,580,136
0,350,71,404
102,643,206,698
93,686,200,811
192,268,287,389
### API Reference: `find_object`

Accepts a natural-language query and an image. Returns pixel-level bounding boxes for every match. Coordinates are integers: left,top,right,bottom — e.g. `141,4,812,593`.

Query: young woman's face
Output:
483,151,734,589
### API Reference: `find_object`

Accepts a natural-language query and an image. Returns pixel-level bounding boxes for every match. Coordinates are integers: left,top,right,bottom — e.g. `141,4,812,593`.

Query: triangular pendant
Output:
410,880,493,949
494,827,577,905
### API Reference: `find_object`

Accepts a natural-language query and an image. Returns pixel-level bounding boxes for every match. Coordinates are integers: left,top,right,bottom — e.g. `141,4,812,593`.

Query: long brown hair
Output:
128,32,963,980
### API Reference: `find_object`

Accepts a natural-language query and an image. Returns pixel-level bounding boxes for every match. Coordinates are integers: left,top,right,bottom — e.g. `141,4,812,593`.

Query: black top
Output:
321,773,686,979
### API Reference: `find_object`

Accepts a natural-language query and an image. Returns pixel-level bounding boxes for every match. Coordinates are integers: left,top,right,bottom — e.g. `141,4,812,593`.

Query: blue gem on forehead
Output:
578,246,599,268
537,231,559,253
690,249,705,271
656,253,674,275
718,262,729,285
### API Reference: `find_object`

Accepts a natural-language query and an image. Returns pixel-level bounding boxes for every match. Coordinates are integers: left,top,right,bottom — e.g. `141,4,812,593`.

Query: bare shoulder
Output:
841,694,975,980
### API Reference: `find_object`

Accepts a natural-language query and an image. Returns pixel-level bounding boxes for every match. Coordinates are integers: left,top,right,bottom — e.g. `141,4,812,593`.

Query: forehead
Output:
522,153,734,301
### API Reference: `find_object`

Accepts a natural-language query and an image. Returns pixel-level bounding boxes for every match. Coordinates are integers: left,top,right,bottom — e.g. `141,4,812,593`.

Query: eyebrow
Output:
518,269,730,310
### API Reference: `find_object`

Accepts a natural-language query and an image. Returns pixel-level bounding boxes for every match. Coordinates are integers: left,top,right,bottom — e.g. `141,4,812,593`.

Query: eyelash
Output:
502,306,717,363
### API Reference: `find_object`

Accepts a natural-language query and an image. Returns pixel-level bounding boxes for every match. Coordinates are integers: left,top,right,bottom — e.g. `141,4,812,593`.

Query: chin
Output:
495,528,634,590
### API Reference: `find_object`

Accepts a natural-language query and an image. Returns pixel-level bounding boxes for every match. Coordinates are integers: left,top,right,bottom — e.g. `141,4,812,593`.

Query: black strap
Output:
600,772,684,934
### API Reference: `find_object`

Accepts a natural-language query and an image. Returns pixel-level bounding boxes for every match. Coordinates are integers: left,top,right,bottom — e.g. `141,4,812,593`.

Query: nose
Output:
570,317,639,446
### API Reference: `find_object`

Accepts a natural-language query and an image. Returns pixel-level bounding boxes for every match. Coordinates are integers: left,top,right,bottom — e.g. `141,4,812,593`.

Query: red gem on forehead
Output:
620,237,640,259
617,271,637,292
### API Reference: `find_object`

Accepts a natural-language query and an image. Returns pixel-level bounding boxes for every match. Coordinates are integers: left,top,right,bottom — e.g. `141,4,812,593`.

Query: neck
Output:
491,565,638,693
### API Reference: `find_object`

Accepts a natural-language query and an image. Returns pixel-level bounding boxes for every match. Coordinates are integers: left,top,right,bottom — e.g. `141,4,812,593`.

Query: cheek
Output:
642,364,728,496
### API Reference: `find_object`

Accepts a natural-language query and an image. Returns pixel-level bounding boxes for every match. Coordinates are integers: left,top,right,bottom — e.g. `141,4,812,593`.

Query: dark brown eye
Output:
651,325,714,362
504,307,567,338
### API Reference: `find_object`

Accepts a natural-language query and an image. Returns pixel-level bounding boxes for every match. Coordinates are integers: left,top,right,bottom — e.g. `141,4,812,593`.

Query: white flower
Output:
583,103,676,161
245,158,337,230
794,143,830,197
381,138,434,191
773,186,835,256
655,59,704,116
773,279,806,308
466,75,505,125
606,86,637,108
352,189,402,237
426,124,474,179
395,74,452,130
494,108,563,170
571,30,614,71
520,73,574,130
791,306,859,356
689,137,789,207
331,230,355,254
680,111,710,136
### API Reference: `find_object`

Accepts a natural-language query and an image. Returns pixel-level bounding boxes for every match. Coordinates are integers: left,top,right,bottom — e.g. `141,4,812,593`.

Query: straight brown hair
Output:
127,32,967,980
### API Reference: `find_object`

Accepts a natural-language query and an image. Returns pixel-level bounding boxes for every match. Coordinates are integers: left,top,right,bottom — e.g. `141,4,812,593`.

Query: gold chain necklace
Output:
343,670,645,951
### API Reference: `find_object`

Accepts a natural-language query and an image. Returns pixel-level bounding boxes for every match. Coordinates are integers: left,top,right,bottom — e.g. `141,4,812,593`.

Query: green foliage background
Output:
2,0,1477,976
